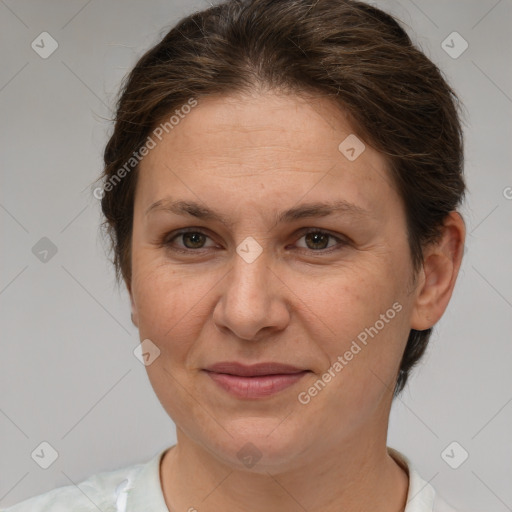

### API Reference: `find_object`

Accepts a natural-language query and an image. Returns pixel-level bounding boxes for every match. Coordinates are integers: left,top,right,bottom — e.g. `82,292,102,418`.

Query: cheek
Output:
308,261,404,342
130,254,216,348
303,259,410,394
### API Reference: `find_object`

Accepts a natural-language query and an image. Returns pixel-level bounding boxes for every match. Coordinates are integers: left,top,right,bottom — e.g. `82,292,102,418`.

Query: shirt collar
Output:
124,447,170,512
388,447,437,512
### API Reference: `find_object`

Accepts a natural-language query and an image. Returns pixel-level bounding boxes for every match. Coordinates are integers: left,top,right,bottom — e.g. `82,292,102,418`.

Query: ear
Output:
410,211,465,330
126,279,139,328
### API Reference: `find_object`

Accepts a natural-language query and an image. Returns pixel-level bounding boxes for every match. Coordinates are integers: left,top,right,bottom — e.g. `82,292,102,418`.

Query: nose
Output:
212,248,290,341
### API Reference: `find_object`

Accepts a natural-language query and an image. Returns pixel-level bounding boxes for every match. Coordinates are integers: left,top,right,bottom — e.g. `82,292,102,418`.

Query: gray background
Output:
1,0,511,510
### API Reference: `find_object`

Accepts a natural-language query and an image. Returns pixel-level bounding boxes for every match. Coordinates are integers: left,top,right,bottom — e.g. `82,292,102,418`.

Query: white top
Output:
2,446,458,511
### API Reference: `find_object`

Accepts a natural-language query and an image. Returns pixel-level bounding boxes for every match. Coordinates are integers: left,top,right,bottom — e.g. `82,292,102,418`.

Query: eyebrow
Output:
145,197,372,227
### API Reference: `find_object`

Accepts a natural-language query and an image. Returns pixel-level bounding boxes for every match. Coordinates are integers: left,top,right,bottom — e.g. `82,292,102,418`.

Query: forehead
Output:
149,91,369,161
135,91,399,219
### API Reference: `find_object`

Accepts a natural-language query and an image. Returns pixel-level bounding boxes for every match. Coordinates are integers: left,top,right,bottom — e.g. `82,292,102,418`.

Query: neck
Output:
160,428,409,512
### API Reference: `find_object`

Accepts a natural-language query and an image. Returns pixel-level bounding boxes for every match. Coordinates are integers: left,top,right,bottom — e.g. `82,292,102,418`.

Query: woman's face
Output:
129,91,418,471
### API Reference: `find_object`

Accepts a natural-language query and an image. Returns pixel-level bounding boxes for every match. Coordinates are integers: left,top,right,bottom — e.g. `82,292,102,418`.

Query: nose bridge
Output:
230,240,273,306
214,237,288,340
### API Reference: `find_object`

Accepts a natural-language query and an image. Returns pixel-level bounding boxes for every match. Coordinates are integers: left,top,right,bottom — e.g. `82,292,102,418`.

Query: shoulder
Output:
1,458,147,512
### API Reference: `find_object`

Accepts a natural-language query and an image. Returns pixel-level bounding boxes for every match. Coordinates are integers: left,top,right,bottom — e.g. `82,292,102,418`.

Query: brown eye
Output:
181,232,207,249
304,231,330,250
164,229,217,252
295,230,345,251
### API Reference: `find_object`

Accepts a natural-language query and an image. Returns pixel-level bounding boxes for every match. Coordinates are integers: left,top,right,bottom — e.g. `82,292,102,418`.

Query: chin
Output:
200,417,312,473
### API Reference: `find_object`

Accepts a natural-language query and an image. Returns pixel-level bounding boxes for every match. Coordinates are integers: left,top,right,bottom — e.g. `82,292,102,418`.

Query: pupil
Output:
184,232,205,248
306,232,328,250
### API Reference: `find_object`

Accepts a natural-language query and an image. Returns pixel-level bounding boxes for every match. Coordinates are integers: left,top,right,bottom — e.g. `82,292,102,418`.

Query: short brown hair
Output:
97,0,466,395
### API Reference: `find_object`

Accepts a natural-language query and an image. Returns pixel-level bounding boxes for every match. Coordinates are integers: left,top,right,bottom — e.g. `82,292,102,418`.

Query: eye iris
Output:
183,232,206,249
305,232,329,250
177,231,333,250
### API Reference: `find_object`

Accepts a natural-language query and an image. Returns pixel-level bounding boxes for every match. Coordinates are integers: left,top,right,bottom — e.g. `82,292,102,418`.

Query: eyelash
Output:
161,227,349,255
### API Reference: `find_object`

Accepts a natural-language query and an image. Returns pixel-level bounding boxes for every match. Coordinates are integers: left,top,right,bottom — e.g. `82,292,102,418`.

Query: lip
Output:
203,362,309,399
204,361,306,376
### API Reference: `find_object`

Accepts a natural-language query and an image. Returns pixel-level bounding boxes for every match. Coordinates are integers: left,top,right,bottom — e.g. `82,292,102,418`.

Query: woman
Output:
4,0,466,510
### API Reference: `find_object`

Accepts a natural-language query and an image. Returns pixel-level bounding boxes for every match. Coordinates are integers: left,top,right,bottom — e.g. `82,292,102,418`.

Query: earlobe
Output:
127,281,139,328
130,296,139,328
410,212,465,331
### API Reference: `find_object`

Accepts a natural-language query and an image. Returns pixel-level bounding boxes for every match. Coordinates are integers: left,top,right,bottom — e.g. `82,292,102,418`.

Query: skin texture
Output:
128,90,465,512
